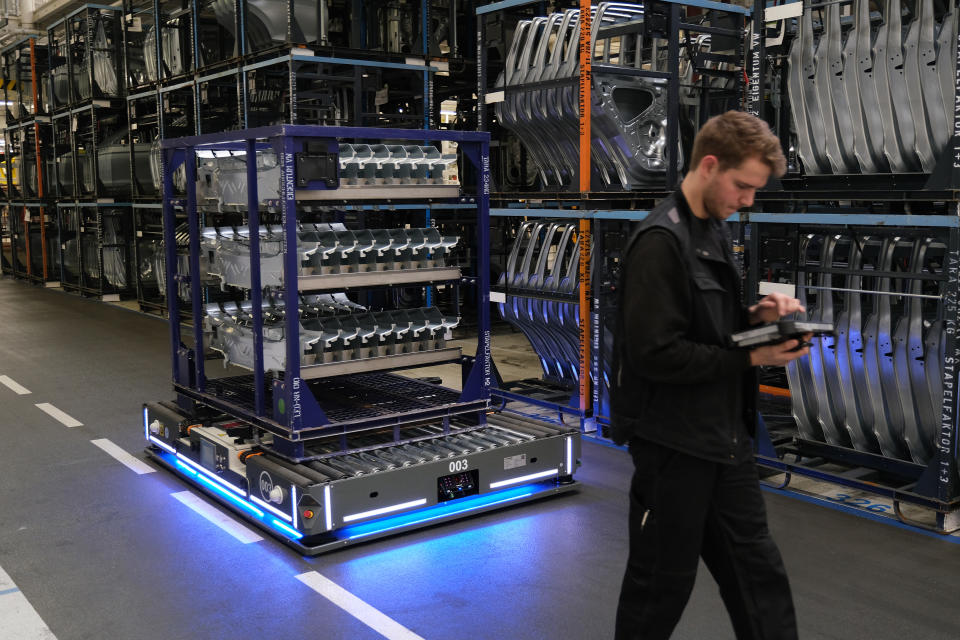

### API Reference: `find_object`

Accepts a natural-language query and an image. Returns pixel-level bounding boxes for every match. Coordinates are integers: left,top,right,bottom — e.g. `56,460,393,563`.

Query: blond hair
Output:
689,111,787,177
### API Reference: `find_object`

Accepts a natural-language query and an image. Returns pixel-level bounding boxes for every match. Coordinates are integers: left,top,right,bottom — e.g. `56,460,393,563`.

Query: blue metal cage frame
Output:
161,124,493,459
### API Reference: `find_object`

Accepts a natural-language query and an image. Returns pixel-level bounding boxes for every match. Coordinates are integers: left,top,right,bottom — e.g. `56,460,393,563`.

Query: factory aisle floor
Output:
0,276,958,640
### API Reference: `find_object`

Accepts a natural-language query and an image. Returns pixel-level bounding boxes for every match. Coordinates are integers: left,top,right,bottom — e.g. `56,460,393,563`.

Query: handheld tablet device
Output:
731,320,834,349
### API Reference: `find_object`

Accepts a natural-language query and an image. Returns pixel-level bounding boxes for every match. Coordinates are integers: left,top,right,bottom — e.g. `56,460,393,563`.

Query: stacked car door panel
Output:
783,232,945,466
787,0,957,175
494,2,689,191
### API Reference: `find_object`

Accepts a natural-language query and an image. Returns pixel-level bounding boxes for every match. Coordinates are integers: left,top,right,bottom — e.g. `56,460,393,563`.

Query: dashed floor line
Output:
0,375,31,395
0,564,58,639
171,491,264,544
34,403,82,428
296,571,426,640
90,439,156,475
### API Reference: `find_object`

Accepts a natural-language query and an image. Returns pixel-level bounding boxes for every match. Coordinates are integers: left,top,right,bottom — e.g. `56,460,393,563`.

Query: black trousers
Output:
614,440,797,640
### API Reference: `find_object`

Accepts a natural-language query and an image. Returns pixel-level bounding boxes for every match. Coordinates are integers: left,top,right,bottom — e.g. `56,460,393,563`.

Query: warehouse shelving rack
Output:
194,0,239,72
47,5,125,112
0,204,11,276
241,50,439,130
123,0,161,94
195,64,242,133
155,0,195,84
744,212,960,533
236,0,465,61
143,124,580,552
2,37,57,285
738,0,960,532
2,36,48,124
120,0,469,315
476,0,754,432
58,201,135,300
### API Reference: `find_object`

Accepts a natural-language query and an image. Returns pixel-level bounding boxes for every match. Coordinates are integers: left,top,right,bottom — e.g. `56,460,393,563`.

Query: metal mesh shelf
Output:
310,373,464,423
204,374,274,414
202,371,465,427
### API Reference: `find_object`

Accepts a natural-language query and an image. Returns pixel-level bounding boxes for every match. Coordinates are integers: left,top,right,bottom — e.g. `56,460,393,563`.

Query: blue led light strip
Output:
175,453,246,496
149,435,176,455
175,460,198,476
489,469,559,489
193,472,265,518
162,450,306,542
251,495,294,522
270,518,304,539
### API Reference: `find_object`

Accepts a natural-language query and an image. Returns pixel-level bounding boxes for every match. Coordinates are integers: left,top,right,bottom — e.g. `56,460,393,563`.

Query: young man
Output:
611,111,809,640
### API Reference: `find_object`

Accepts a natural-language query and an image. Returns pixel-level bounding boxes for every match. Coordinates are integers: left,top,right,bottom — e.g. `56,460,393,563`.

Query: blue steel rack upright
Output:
161,124,493,461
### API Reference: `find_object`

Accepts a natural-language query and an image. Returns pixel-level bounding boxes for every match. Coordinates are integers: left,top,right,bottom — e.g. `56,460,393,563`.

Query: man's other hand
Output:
749,334,813,367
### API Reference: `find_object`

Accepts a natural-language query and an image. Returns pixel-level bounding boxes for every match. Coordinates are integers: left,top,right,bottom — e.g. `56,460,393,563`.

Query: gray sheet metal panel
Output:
902,0,938,172
524,224,577,383
497,22,551,185
883,0,922,171
551,237,582,382
536,226,581,379
833,238,879,452
506,224,565,381
535,226,581,384
901,239,938,464
496,224,548,378
516,17,570,186
788,19,822,175
842,0,882,173
815,5,855,173
786,236,824,441
503,20,559,186
521,224,578,382
914,0,950,155
531,13,579,186
862,238,908,459
797,8,831,173
935,9,958,145
892,311,921,460
542,10,584,185
872,2,913,172
807,235,848,444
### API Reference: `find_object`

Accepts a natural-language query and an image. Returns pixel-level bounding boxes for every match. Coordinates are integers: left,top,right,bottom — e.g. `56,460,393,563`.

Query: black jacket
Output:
610,191,755,464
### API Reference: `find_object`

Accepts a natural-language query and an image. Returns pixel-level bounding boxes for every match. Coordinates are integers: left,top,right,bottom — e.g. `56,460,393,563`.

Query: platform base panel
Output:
144,404,581,554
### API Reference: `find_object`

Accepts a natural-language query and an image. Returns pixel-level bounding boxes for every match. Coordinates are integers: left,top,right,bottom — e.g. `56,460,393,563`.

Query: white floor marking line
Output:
0,564,58,640
34,403,82,428
295,571,426,640
171,491,264,544
0,375,31,395
90,439,155,475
